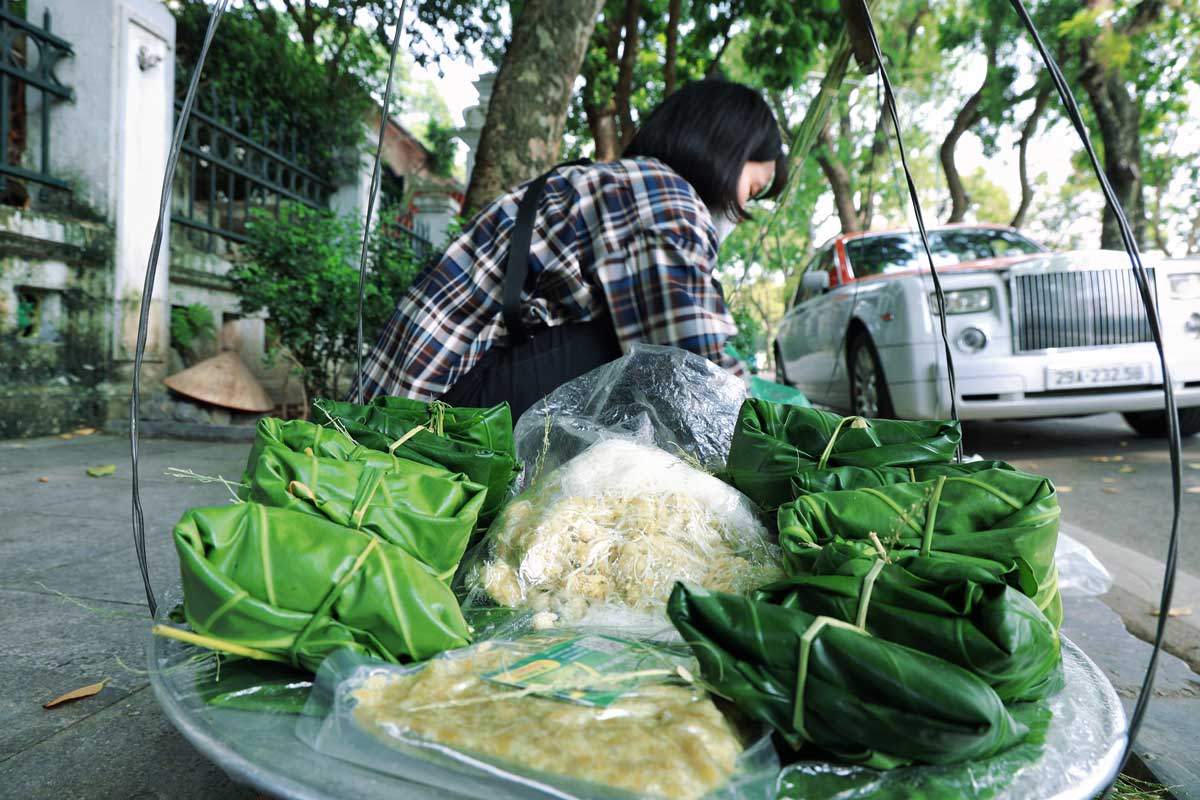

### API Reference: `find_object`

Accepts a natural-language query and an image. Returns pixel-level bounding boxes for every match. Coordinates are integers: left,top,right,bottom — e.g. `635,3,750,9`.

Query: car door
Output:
806,245,859,406
777,246,839,401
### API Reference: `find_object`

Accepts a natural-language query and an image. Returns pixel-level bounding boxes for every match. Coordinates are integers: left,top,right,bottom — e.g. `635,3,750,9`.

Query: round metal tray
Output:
149,601,1126,800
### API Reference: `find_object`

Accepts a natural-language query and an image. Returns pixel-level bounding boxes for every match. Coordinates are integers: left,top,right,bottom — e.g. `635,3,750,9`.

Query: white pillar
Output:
33,0,177,385
330,123,378,225
461,71,497,185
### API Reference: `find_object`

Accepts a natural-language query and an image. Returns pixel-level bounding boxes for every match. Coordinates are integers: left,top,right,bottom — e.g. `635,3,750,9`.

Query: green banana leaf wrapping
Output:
725,399,962,510
174,502,471,672
313,397,519,521
777,468,1063,627
789,460,1014,497
245,417,406,473
759,540,1063,702
242,443,486,581
667,583,1031,767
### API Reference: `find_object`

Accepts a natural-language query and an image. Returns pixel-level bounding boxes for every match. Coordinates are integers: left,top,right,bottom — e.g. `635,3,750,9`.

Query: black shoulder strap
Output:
502,158,590,342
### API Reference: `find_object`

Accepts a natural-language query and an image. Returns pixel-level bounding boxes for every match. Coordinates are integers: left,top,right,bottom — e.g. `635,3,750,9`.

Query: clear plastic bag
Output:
458,437,782,630
511,343,747,493
296,625,780,800
1056,532,1113,598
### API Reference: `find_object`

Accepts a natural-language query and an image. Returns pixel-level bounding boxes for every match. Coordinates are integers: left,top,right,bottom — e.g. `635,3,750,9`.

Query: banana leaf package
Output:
241,432,486,581
777,468,1063,627
667,583,1034,768
724,399,962,511
168,502,471,673
759,540,1063,702
313,396,519,522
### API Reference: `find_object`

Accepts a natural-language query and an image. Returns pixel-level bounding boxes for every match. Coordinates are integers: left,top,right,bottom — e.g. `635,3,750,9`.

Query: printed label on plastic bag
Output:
482,634,689,706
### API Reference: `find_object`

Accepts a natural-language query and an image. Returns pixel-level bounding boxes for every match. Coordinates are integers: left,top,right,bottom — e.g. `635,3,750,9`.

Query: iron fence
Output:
0,0,73,205
171,88,335,253
379,217,434,263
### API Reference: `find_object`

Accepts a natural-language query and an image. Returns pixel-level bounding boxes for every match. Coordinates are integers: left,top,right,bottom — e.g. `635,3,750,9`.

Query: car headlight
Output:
928,288,993,315
1168,272,1200,300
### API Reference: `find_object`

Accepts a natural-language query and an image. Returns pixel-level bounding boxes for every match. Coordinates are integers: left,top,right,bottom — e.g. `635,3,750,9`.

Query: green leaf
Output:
667,583,1033,766
86,464,116,478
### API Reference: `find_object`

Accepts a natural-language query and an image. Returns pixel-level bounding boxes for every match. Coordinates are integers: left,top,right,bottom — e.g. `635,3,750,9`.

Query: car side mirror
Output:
801,271,831,292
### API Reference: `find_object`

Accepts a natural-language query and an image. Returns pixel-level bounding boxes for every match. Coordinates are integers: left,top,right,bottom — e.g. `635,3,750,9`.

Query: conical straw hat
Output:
164,350,275,413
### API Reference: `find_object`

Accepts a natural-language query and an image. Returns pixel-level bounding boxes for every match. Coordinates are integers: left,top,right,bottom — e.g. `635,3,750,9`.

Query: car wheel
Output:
849,334,895,419
774,342,789,385
1121,407,1200,438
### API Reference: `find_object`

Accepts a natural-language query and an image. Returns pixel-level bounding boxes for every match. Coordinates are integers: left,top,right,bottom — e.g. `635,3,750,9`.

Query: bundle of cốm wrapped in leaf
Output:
724,400,963,511
776,467,1063,628
241,427,486,581
157,399,517,672
757,539,1063,703
167,502,472,672
313,396,519,524
667,582,1035,768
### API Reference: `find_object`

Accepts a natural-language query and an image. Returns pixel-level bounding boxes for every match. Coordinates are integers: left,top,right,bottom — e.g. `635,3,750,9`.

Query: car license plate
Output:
1045,363,1149,389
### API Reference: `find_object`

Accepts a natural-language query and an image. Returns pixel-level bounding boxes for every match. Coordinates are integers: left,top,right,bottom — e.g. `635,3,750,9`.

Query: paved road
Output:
960,412,1200,576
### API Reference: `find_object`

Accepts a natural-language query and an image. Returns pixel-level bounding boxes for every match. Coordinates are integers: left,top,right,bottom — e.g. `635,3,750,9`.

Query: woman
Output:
352,78,787,419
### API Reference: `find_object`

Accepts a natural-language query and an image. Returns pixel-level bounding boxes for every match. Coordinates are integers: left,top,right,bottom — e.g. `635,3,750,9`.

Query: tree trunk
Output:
664,0,682,97
816,124,860,234
464,0,606,215
582,2,623,160
614,0,642,148
939,53,990,224
1079,62,1146,249
1010,83,1052,229
586,103,622,161
1077,0,1158,249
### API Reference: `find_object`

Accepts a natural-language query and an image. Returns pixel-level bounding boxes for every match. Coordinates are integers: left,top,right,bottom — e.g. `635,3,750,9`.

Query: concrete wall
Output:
0,207,115,438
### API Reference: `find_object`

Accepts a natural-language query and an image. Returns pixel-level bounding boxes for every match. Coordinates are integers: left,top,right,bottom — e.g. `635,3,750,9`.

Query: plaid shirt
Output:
352,157,743,401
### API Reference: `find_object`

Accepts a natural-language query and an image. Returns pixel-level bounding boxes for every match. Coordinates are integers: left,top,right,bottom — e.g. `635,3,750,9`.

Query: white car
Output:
773,225,1200,437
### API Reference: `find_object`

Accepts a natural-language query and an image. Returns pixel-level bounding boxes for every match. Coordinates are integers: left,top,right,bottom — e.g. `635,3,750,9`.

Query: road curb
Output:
1062,520,1200,671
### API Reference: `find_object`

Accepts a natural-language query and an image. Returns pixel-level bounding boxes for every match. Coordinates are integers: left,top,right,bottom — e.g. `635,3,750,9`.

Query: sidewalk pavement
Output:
1,432,1197,799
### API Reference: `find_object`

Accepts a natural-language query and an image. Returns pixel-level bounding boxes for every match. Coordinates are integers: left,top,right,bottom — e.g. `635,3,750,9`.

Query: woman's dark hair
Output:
623,78,788,220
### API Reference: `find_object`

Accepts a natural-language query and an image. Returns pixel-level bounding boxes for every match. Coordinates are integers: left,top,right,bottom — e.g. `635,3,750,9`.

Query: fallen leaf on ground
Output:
38,476,49,483
1057,486,1073,493
73,427,97,436
1090,455,1125,463
58,433,73,440
1150,606,1193,618
43,678,109,709
1119,465,1136,474
1103,487,1120,494
1101,477,1118,484
86,464,116,478
1186,486,1200,495
1188,463,1200,471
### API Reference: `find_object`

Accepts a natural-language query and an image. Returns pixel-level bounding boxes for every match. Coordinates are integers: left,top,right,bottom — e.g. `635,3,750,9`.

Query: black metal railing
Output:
0,0,74,204
379,217,434,263
171,88,335,253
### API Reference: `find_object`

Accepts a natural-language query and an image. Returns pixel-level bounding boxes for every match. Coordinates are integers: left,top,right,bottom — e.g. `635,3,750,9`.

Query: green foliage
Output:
170,1,384,180
726,305,764,368
421,118,460,179
170,303,217,362
228,204,424,401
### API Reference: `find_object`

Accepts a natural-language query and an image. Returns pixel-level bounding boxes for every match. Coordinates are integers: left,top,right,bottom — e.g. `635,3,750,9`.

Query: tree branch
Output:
614,0,641,148
817,123,860,233
939,46,992,223
664,0,682,97
1010,82,1052,229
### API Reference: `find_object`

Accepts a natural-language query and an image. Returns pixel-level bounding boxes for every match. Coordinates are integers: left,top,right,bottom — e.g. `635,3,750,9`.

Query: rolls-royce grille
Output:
1011,269,1155,352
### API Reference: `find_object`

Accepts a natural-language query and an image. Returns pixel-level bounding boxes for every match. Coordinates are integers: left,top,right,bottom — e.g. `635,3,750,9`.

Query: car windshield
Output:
845,229,1045,277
